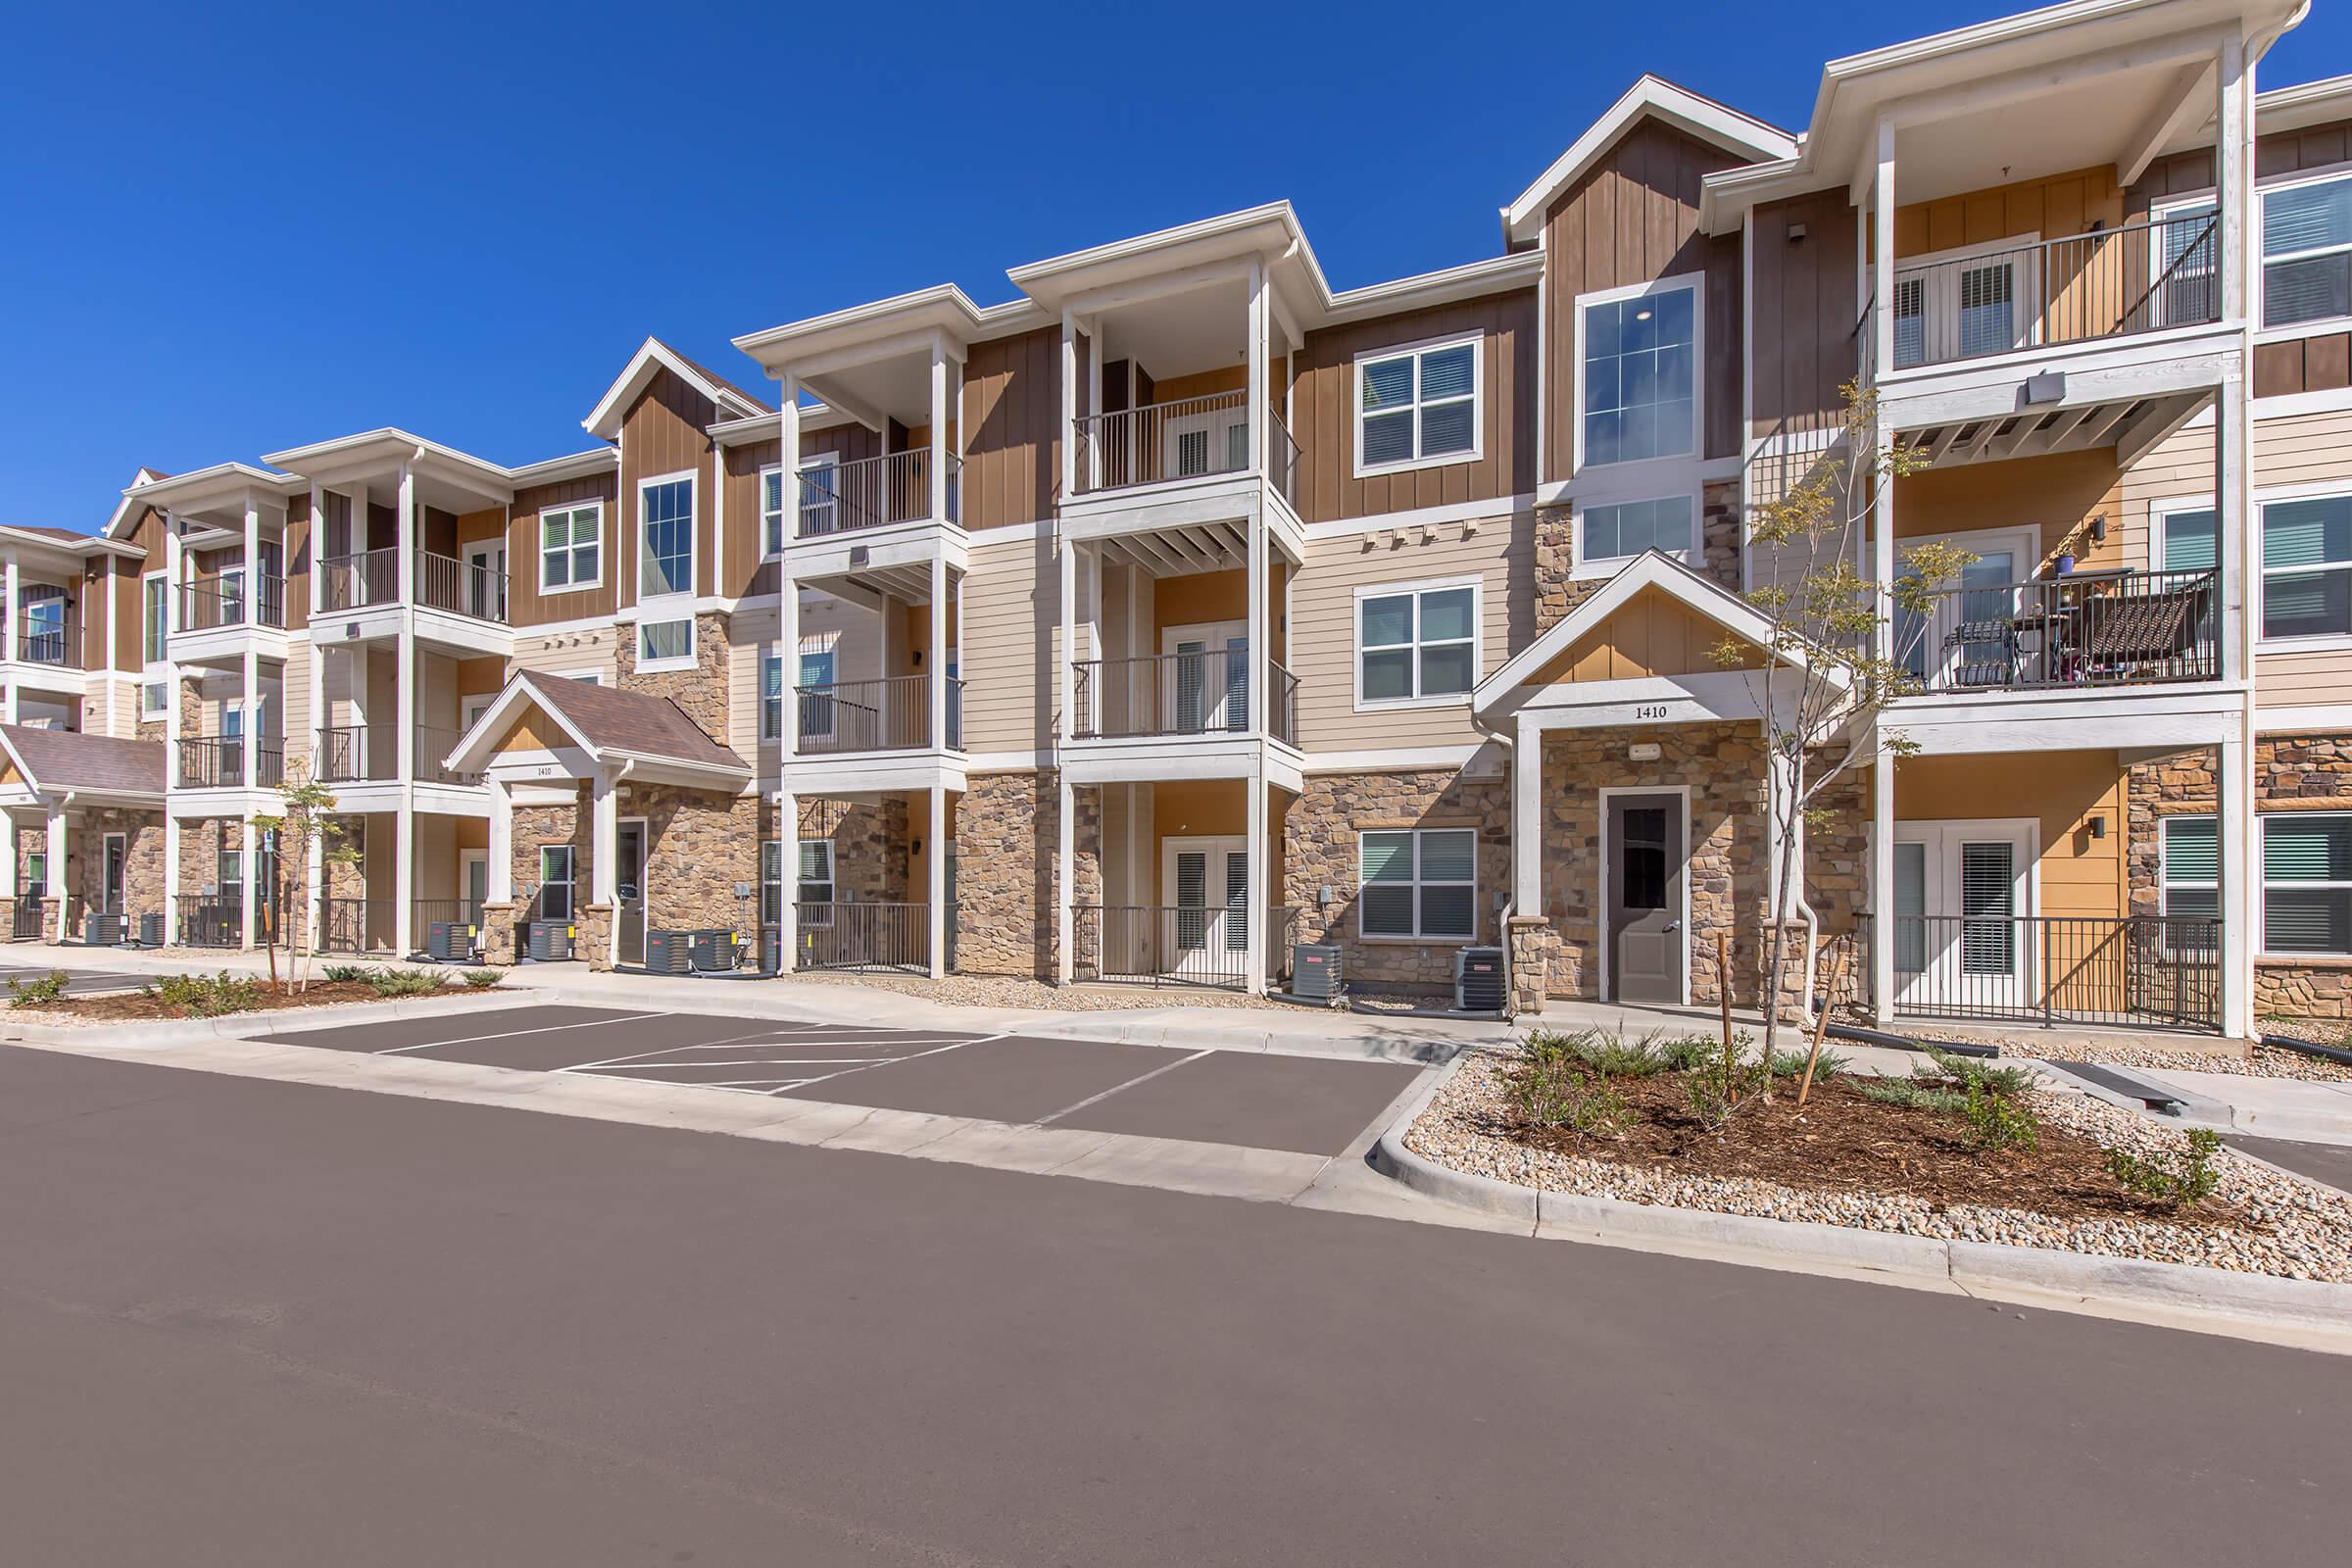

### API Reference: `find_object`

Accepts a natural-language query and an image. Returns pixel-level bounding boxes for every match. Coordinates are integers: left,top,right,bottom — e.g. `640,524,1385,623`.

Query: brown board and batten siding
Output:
1542,119,1745,480
116,508,168,668
616,368,719,608
506,469,619,628
1747,189,1862,451
959,326,1060,531
717,422,886,600
1288,289,1538,523
2247,119,2352,399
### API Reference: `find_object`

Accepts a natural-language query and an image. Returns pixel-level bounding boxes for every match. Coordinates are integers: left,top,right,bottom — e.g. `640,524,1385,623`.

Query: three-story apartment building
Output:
16,0,2351,1042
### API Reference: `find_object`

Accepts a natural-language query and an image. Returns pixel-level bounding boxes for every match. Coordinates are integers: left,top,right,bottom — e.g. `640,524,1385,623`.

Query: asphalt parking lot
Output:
256,1004,1426,1158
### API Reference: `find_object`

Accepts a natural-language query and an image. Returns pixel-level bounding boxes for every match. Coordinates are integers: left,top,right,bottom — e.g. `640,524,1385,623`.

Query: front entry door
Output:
102,833,127,914
1161,621,1249,734
1607,794,1685,1004
1891,821,2034,1013
1163,835,1249,979
616,820,647,966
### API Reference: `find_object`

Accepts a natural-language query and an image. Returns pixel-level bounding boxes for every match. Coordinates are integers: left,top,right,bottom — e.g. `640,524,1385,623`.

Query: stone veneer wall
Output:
75,808,167,925
1538,722,1769,1006
613,611,732,740
626,783,763,936
954,770,1097,979
2129,737,2352,1022
799,798,910,905
1530,484,1743,635
512,795,590,929
1285,768,1511,995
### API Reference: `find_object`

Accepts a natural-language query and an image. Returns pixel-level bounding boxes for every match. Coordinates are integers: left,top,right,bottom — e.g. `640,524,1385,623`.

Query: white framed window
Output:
638,618,695,671
2160,815,2220,953
2262,812,2352,956
2260,171,2352,331
796,646,837,740
760,465,786,557
1576,493,1698,576
637,472,695,599
1888,236,2037,368
797,453,840,539
2150,498,2218,574
1358,828,1478,942
1354,577,1479,709
760,839,784,925
141,571,168,662
2258,490,2352,644
141,681,168,718
1578,275,1699,469
2151,197,2221,329
1353,333,1482,477
760,652,785,742
798,839,834,926
539,502,603,593
24,852,45,891
538,845,575,922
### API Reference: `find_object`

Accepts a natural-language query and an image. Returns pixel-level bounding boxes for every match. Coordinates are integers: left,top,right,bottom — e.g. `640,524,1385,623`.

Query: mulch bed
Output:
16,979,481,1023
1492,1072,2252,1230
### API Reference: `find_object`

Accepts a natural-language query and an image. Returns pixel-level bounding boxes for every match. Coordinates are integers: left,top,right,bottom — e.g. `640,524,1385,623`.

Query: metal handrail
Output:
1903,567,2218,694
318,548,399,612
1073,390,1252,495
796,450,961,538
1071,904,1298,991
793,901,930,972
176,735,283,789
14,610,81,667
179,574,286,631
1072,648,1297,741
1883,913,2219,1032
415,550,509,623
414,723,481,786
791,674,943,754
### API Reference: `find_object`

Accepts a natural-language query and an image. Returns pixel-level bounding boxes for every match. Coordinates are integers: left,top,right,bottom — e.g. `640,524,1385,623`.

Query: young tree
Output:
1717,380,1972,1097
252,759,359,993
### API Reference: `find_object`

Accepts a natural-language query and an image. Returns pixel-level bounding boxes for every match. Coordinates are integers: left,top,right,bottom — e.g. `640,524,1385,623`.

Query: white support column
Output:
1058,311,1078,502
43,798,66,906
1869,119,1897,662
162,812,179,938
927,784,947,980
1245,769,1268,995
487,782,513,904
393,794,414,958
1870,116,1895,388
775,789,798,973
1513,712,1543,917
1055,771,1075,986
1059,537,1077,749
928,342,951,755
949,357,965,524
1246,257,1268,480
393,629,416,957
1,551,18,723
591,766,618,967
2219,735,2255,1040
2217,35,2251,332
1246,500,1268,738
394,460,416,607
237,810,256,951
306,616,324,782
778,374,803,764
1868,742,1895,1027
304,821,323,959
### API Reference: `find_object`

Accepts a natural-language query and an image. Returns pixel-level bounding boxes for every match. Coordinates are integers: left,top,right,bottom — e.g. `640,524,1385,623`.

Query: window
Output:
798,455,840,539
1357,580,1477,706
538,845,575,922
2263,813,2352,956
142,573,168,662
797,647,837,739
760,840,783,925
2161,816,2220,952
2262,173,2352,329
539,503,602,592
1581,495,1696,568
799,839,834,926
639,475,694,598
1359,828,1477,941
760,653,785,741
1354,336,1480,474
2154,200,2219,327
760,465,787,555
638,618,693,667
141,681,167,718
2260,493,2352,640
217,849,242,902
1581,279,1696,466
2158,506,2218,573
24,852,44,891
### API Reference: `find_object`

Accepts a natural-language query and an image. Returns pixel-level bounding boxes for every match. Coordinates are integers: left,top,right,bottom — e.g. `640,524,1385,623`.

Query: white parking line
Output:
1032,1049,1214,1127
564,1030,975,1071
768,1031,1013,1095
371,1010,672,1055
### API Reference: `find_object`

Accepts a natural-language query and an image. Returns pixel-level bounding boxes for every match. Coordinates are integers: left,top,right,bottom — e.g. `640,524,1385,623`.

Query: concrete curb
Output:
1370,1059,2352,1341
0,988,541,1051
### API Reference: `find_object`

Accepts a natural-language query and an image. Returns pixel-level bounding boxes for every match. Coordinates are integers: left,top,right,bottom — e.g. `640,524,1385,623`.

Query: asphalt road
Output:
3,1046,2348,1567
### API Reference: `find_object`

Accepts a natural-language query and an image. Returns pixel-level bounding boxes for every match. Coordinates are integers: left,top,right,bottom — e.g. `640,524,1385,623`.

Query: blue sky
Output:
4,0,2345,527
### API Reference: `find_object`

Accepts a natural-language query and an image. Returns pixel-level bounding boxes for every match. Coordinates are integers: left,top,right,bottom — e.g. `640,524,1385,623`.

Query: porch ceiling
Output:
1901,389,2207,468
1092,519,1250,577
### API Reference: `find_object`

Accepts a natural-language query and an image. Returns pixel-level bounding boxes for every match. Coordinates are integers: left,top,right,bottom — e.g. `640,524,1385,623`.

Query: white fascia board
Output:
582,337,764,441
731,285,991,372
101,467,171,541
710,401,861,449
2258,72,2352,133
447,673,598,772
1006,203,1305,302
1322,252,1544,325
1502,76,1797,245
505,448,619,485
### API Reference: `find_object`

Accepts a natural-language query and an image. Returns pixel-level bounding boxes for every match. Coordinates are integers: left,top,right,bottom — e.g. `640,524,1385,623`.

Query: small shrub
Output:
320,963,369,984
362,968,447,999
1568,1079,1633,1136
1658,1036,1720,1073
1500,1034,1637,1135
6,969,71,1008
1525,1027,1670,1080
1920,1048,2034,1100
460,969,501,990
2105,1129,2226,1212
1853,1076,1967,1114
147,970,263,1019
1962,1081,2039,1152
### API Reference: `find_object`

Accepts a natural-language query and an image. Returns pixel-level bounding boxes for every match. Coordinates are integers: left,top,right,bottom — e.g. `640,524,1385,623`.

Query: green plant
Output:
1683,1034,1765,1134
1567,1079,1634,1136
2105,1129,2226,1212
6,969,71,1008
1919,1048,2034,1100
1499,1034,1637,1136
460,969,501,990
1853,1076,1967,1113
362,968,447,999
146,970,263,1019
320,963,369,984
1961,1081,2038,1152
1658,1036,1720,1073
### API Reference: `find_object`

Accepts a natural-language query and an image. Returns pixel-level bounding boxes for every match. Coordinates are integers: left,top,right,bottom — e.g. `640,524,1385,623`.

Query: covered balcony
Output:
318,546,509,625
1069,777,1298,993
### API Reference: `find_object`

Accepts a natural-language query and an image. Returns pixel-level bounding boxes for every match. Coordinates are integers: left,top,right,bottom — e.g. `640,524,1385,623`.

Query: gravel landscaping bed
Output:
2046,1039,2352,1084
785,971,1288,1012
1405,1049,2352,1283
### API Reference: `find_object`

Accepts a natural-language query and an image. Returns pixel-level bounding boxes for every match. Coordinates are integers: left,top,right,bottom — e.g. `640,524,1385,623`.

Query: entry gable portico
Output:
445,670,752,792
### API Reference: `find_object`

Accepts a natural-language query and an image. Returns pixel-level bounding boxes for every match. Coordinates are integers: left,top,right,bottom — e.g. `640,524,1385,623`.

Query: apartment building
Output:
13,0,2349,1042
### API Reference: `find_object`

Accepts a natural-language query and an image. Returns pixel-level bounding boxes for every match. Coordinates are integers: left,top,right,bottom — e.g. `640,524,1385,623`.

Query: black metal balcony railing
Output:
1072,905,1299,992
318,548,399,612
1871,913,2221,1032
14,611,81,668
416,550,509,623
179,575,285,632
793,901,930,972
1071,650,1298,744
315,726,379,784
174,895,245,950
318,897,393,955
796,450,961,538
1886,210,2221,370
1902,568,2218,694
1071,391,1299,505
176,735,282,789
313,725,480,786
414,724,481,786
10,896,47,941
792,675,960,755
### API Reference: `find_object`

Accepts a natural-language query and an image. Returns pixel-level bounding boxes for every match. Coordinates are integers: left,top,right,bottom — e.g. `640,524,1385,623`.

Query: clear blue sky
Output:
4,0,2344,527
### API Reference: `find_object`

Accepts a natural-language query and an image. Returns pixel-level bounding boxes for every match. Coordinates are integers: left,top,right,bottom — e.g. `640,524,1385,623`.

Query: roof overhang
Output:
1501,76,1797,246
262,428,517,510
0,731,165,809
447,673,755,791
0,524,140,561
100,467,171,543
583,337,771,441
2257,69,2352,134
505,448,619,487
122,463,302,527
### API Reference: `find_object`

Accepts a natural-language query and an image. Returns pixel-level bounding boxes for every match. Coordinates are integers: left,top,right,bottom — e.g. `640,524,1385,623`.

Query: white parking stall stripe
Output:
1032,1049,1214,1127
774,1031,1012,1094
371,1011,672,1055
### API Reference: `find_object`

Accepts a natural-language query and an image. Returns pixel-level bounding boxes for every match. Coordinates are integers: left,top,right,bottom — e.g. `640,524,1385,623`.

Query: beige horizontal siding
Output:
511,626,618,686
723,596,884,761
960,534,1059,755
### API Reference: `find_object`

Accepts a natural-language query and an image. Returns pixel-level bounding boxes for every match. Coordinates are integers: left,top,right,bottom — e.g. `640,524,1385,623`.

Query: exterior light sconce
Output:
2087,814,2107,840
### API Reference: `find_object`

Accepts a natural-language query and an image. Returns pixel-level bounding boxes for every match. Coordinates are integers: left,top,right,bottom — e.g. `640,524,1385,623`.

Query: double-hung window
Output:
799,840,835,926
2154,200,2220,327
760,653,785,742
539,503,602,592
1355,336,1480,474
538,845,575,922
760,840,783,926
1582,280,1696,466
141,681,167,718
2262,173,2352,329
1359,829,1477,941
799,455,840,538
638,619,694,668
760,465,787,556
2260,493,2352,641
2263,813,2352,956
638,475,694,599
797,647,837,740
1581,495,1696,569
142,574,168,662
2160,815,2220,953
1357,580,1477,706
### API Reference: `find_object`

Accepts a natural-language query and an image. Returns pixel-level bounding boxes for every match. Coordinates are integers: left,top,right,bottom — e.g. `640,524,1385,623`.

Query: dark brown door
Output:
1608,795,1684,1004
616,822,646,966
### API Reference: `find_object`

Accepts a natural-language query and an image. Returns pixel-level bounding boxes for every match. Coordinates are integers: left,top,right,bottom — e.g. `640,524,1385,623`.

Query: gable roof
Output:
583,336,773,441
0,725,167,802
1472,552,1837,716
446,670,750,783
1500,75,1797,245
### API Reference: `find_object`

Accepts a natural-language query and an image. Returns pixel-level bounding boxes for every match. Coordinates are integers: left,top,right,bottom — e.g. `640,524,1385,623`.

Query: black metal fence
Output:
177,736,284,788
10,897,47,941
793,902,930,972
318,897,394,955
174,896,244,949
1876,913,2221,1031
1072,905,1298,991
1072,650,1298,744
